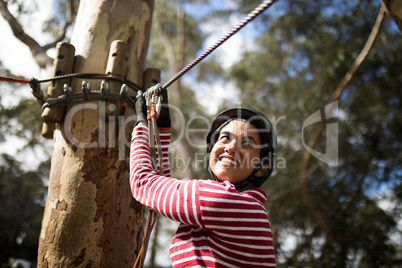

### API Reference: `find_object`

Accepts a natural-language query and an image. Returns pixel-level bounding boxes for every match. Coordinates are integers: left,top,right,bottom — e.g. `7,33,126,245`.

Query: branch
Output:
0,0,76,69
381,0,402,31
298,6,386,235
154,15,176,73
0,0,53,69
285,225,320,265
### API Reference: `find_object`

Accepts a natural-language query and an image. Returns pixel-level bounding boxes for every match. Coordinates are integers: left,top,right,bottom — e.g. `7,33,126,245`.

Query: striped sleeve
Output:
130,125,202,227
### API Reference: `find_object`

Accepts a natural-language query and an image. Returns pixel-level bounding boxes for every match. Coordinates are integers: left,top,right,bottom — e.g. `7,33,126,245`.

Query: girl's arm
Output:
130,124,202,227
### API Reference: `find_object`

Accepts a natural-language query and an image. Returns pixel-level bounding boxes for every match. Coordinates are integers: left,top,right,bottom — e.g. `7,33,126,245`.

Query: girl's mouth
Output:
219,156,240,166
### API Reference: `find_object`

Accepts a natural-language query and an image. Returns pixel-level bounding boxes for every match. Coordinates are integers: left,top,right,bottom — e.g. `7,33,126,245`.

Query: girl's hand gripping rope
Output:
142,84,171,126
156,88,171,129
135,90,147,126
135,84,171,129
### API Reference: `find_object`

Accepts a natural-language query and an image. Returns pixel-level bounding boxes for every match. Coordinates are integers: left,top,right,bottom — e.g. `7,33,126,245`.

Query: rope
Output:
133,209,157,268
134,106,164,268
0,73,143,92
161,0,278,91
0,76,30,84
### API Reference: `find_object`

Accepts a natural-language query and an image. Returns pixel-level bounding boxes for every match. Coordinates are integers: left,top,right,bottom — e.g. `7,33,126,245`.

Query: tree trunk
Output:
37,0,154,267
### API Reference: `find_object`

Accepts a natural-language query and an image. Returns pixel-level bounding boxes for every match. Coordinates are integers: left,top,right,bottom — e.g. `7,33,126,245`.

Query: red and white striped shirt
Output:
130,125,276,267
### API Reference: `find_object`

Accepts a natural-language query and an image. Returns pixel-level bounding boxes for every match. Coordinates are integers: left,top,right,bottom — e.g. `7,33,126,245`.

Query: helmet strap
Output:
207,154,266,191
234,163,261,191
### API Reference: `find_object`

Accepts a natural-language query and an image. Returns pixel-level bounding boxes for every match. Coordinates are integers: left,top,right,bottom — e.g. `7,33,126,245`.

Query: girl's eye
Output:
242,140,254,148
219,135,230,141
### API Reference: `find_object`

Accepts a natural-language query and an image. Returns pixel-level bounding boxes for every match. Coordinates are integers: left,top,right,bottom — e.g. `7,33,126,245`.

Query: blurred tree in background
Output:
0,64,50,267
207,0,402,266
0,154,48,267
1,0,401,267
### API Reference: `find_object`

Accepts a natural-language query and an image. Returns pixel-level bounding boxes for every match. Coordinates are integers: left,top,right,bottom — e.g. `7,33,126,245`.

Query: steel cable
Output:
161,0,278,91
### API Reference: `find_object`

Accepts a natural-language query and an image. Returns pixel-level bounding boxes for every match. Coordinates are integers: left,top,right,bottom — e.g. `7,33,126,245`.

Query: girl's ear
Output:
255,163,269,177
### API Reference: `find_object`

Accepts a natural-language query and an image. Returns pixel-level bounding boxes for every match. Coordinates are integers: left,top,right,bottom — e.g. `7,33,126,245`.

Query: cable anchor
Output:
82,81,91,100
144,83,162,120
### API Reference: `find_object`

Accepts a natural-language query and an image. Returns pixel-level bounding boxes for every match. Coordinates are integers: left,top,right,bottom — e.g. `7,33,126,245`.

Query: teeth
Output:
222,157,238,166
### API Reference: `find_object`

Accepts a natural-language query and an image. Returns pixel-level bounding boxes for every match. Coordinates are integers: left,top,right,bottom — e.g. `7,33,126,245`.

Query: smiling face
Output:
209,120,262,186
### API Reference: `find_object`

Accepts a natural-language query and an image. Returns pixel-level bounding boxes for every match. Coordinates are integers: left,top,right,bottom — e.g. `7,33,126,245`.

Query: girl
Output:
131,91,277,267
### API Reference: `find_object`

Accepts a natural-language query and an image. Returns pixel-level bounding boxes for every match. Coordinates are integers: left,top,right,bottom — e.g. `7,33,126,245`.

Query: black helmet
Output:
206,108,277,189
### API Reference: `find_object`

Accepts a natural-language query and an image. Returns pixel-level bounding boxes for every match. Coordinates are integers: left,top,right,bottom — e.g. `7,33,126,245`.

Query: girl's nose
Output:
224,139,237,153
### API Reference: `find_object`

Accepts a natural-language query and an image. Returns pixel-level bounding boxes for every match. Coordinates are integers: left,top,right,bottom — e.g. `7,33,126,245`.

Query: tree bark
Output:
37,0,154,267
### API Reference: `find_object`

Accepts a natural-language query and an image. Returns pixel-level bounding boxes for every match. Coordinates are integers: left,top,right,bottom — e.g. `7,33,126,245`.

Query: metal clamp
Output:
41,80,136,110
144,83,163,120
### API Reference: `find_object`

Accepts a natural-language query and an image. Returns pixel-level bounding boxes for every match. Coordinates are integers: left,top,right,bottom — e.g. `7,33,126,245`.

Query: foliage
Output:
0,154,48,266
0,66,49,150
218,0,402,266
0,64,50,266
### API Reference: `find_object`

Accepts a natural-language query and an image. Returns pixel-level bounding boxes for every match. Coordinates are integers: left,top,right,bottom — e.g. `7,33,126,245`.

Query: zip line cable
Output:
161,0,277,91
0,0,278,105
